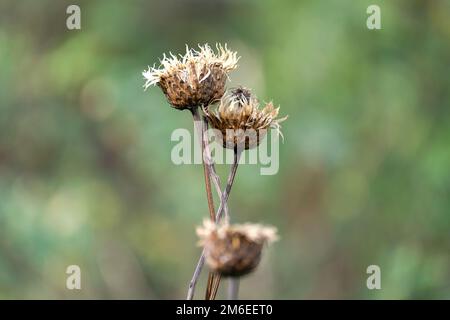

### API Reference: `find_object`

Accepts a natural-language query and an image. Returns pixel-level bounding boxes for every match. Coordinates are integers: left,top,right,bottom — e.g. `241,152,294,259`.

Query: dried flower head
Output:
143,44,239,110
197,220,278,277
205,87,287,150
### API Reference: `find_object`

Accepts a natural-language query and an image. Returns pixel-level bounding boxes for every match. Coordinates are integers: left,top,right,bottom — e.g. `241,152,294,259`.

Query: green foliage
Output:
0,0,449,299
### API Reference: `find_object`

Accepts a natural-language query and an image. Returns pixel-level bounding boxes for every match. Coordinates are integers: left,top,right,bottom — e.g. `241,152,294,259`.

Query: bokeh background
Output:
0,0,449,299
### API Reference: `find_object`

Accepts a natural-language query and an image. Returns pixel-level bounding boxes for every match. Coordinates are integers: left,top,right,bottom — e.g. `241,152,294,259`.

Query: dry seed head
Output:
197,220,278,277
205,87,287,149
143,44,239,110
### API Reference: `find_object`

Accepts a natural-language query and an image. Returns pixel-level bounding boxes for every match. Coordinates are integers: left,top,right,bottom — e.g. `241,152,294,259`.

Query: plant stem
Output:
191,107,215,222
187,108,229,300
201,116,229,218
228,278,240,300
207,148,242,299
216,148,242,221
205,272,215,300
200,115,229,300
187,109,242,300
186,249,205,300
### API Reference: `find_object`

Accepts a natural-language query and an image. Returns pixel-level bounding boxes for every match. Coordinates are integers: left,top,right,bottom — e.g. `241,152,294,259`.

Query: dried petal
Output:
143,44,239,110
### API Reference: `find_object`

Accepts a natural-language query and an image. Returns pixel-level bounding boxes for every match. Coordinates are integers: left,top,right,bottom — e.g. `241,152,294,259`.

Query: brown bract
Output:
197,220,278,277
205,87,287,150
143,44,239,110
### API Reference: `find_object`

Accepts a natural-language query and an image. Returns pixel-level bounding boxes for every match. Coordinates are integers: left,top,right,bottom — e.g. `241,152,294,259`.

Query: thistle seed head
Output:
197,220,278,277
205,87,287,150
143,44,239,110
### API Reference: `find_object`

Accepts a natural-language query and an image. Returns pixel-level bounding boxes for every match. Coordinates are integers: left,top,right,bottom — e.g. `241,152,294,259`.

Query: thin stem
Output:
201,116,229,218
191,107,215,222
202,116,230,298
228,278,240,300
186,249,205,300
187,109,228,300
217,149,241,221
207,149,242,300
205,272,215,300
187,109,241,300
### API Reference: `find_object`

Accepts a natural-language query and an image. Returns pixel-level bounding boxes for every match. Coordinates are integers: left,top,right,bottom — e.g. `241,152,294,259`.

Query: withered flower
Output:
205,87,287,150
143,44,239,110
197,220,278,277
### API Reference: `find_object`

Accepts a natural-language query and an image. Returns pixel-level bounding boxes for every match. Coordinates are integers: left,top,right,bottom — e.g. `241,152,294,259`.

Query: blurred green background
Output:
0,0,449,299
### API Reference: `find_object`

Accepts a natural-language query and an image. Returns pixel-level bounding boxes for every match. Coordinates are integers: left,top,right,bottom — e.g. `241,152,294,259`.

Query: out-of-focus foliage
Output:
0,0,449,299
